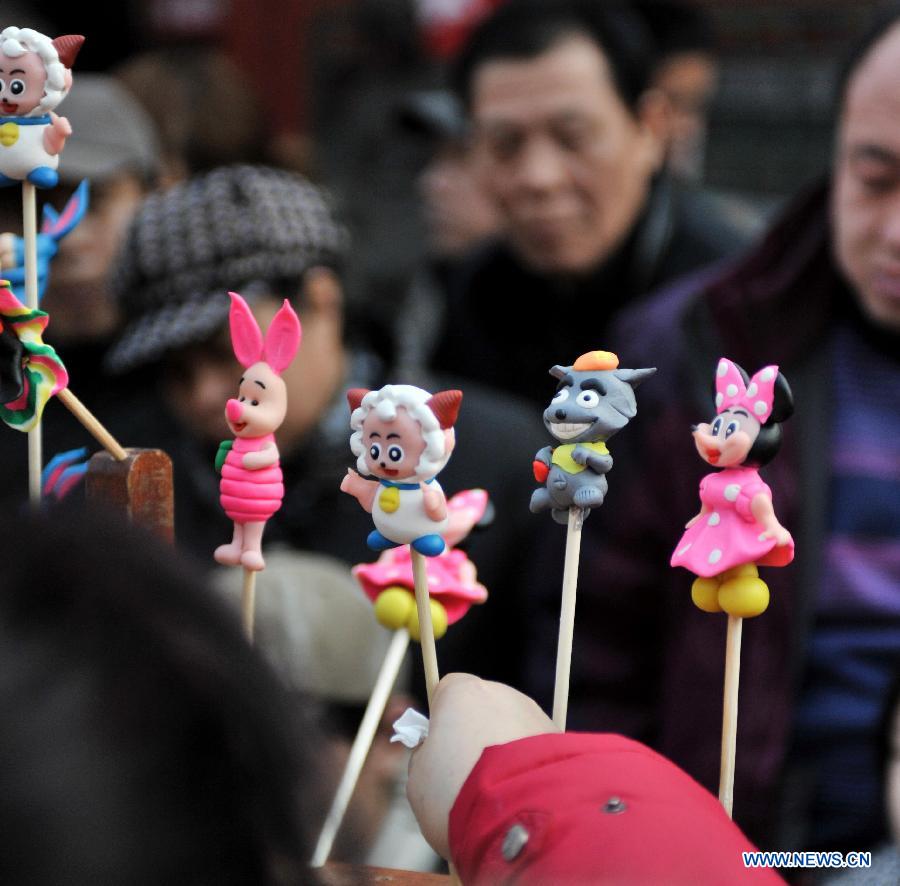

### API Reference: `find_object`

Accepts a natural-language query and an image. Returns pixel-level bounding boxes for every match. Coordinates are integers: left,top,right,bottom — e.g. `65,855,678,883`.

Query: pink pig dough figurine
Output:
214,292,302,572
340,384,463,557
0,27,83,189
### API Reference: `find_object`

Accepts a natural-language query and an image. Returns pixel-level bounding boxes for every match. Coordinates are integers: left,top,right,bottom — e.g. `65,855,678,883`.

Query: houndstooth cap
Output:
105,165,349,373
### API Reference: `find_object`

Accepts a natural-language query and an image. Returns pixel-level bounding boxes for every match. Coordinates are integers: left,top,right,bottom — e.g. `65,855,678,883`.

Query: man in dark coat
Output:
431,0,758,404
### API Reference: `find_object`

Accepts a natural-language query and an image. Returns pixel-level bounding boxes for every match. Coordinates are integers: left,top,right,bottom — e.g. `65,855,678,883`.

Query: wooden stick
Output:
56,388,128,461
23,183,41,506
311,628,411,867
552,506,585,730
241,568,256,642
411,549,440,706
719,614,743,817
409,553,462,885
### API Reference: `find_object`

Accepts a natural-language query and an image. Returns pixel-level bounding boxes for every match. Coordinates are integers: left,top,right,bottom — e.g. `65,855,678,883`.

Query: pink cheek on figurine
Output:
717,429,756,467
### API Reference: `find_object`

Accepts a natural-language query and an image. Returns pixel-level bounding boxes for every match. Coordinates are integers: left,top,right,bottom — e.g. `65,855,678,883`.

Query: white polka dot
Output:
715,393,724,408
726,384,738,397
708,512,720,526
708,549,722,565
428,575,439,586
677,544,692,556
754,400,768,415
760,367,775,382
746,382,758,397
724,484,741,501
717,361,729,377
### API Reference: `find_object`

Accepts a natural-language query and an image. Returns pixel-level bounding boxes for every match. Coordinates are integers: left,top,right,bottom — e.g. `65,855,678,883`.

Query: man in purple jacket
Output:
529,9,900,855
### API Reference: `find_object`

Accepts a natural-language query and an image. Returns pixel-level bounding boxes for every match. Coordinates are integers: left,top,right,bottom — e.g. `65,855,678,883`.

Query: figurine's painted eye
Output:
551,388,569,404
725,420,739,438
369,443,381,460
251,399,259,407
0,80,6,93
239,395,246,402
711,417,722,436
10,79,25,96
388,445,404,463
576,390,600,408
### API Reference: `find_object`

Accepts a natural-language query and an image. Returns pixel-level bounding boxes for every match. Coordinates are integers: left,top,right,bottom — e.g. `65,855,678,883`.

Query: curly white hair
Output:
349,384,451,481
0,27,68,114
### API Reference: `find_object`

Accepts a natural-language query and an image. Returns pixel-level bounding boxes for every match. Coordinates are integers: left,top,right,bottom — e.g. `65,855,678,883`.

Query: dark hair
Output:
0,504,320,885
450,0,656,114
835,5,900,114
633,0,715,58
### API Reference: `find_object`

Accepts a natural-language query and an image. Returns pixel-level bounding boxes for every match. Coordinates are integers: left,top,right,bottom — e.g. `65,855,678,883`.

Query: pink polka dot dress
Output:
670,467,795,577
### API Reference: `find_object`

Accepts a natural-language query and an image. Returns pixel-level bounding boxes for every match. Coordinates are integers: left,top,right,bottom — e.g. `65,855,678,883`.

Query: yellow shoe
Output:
718,575,770,618
408,598,449,641
691,576,723,612
374,587,414,631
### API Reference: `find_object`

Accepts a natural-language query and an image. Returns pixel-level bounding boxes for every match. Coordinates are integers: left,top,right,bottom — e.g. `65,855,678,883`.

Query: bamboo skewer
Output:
311,628,411,867
23,183,41,505
552,506,585,730
411,549,440,706
56,388,127,461
241,568,256,641
718,614,743,817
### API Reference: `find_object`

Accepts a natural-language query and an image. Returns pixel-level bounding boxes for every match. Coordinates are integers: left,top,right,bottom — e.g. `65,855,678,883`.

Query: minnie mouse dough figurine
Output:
671,358,794,618
214,292,301,572
341,384,462,557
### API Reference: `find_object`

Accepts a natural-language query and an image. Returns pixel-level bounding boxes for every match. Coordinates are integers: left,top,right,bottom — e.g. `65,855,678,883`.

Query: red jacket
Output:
448,733,785,885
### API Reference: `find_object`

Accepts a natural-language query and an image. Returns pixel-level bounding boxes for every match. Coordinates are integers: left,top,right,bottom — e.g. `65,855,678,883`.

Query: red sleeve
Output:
448,732,785,885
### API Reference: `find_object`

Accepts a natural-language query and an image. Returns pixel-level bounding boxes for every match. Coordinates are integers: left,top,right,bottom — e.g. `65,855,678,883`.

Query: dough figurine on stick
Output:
1,26,83,502
671,357,794,817
0,27,82,189
311,488,488,868
1,275,126,470
341,384,463,705
214,292,302,639
530,350,655,729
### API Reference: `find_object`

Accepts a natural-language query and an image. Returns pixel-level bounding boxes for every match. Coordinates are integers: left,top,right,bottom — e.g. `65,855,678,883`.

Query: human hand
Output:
406,674,556,859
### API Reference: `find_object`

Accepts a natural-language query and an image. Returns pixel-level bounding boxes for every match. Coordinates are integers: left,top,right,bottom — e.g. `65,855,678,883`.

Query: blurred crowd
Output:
1,1,899,883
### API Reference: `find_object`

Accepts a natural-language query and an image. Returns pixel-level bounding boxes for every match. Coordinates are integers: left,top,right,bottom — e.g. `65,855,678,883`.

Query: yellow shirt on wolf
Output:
551,441,609,474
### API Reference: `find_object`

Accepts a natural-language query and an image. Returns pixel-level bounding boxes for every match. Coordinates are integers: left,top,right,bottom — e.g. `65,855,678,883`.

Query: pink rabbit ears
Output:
228,292,302,374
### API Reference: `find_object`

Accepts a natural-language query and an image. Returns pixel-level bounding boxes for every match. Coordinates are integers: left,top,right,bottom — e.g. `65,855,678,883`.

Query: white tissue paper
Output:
391,707,430,748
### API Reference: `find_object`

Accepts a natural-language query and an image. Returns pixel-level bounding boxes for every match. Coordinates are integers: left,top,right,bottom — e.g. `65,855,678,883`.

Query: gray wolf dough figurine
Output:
530,350,655,525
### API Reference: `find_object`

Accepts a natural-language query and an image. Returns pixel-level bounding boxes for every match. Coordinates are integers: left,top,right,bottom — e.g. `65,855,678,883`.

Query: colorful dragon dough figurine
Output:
0,27,83,188
353,488,489,640
530,350,656,524
0,277,67,431
671,358,795,618
214,292,302,572
341,384,463,557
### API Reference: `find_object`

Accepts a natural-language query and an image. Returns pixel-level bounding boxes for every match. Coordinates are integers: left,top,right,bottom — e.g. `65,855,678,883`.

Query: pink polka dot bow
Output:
714,358,778,423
